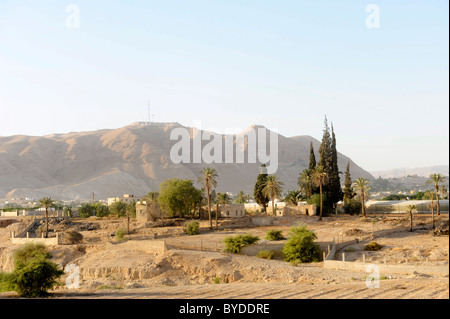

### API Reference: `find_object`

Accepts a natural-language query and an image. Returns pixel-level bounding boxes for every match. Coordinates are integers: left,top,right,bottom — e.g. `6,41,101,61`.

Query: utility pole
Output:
92,192,95,204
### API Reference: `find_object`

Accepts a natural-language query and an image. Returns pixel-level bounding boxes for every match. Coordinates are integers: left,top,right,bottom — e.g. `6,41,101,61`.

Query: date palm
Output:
311,165,329,221
198,167,218,230
424,190,435,229
235,191,250,204
353,177,370,218
262,175,284,215
39,197,54,238
285,190,302,207
426,174,446,216
298,169,313,198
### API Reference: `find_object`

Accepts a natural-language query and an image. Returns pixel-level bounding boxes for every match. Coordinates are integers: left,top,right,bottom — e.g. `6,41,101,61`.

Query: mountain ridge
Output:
0,123,374,200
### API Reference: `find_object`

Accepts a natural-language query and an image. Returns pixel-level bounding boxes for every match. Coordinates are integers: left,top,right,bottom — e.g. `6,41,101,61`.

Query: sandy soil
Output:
0,214,448,299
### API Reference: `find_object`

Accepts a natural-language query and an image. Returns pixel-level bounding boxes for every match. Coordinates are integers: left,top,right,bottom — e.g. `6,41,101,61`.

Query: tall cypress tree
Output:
254,164,269,212
308,141,319,195
343,161,355,202
328,123,343,207
308,141,316,171
318,116,332,171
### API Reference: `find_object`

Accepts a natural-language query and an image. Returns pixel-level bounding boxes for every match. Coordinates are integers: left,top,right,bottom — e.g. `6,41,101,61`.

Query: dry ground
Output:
0,214,448,299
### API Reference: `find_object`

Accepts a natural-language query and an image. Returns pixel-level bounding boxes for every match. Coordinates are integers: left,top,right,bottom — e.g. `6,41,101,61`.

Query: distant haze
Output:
370,165,449,179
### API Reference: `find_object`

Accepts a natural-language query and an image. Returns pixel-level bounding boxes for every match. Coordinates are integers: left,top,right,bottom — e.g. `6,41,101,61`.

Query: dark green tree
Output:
158,178,203,218
328,123,343,207
343,161,356,202
254,164,269,212
109,200,127,218
308,141,316,171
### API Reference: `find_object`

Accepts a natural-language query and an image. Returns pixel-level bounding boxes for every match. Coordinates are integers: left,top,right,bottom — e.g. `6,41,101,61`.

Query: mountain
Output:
370,165,449,179
0,122,373,200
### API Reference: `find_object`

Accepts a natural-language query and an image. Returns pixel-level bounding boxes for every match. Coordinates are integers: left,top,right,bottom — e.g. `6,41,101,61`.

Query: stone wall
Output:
277,204,316,217
105,240,168,253
219,204,246,218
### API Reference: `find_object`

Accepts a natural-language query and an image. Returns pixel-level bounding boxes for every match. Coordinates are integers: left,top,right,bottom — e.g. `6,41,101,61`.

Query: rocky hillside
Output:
0,122,373,200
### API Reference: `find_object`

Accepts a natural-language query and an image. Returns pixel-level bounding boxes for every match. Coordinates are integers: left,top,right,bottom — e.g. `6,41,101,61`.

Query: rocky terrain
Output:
0,122,373,200
0,214,448,299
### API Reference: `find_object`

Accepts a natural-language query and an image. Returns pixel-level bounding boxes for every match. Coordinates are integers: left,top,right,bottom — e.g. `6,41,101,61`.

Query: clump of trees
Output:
158,178,203,219
296,117,344,219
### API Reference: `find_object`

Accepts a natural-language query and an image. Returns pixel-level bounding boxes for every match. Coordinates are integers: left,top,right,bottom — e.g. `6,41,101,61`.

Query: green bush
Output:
343,199,362,215
0,273,14,292
115,228,127,242
282,225,321,263
257,250,275,260
364,242,383,251
223,234,259,254
264,230,285,241
5,243,63,297
185,220,200,235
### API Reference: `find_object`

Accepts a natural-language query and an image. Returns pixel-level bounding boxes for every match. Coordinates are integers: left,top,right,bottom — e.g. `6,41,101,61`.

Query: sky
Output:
0,0,448,172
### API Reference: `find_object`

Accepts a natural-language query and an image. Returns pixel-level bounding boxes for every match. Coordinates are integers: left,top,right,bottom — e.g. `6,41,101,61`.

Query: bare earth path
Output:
1,278,447,299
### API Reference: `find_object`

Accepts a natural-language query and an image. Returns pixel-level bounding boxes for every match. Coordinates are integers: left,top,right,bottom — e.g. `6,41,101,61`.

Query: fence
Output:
10,230,59,246
165,239,224,252
322,226,449,275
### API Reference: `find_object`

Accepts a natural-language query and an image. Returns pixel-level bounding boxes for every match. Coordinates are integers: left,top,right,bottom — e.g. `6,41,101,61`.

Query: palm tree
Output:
426,173,446,216
38,197,54,238
262,175,284,215
424,190,436,229
298,169,313,198
406,204,417,232
235,191,250,204
198,167,218,230
353,177,370,218
311,165,329,221
285,190,302,207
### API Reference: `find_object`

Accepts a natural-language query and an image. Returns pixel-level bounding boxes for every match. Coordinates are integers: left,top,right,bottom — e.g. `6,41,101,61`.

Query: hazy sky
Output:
0,0,448,171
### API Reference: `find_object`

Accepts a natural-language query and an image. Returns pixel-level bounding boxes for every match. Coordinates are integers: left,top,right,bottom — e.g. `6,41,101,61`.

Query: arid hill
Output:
0,122,373,200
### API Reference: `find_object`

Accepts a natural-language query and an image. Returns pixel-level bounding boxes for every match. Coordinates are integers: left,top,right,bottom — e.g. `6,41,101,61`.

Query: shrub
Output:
212,276,221,284
0,273,13,292
185,221,200,235
257,250,275,260
264,230,285,241
115,228,127,242
223,234,259,254
343,199,362,215
63,230,83,245
364,242,383,251
282,225,321,263
6,244,63,297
